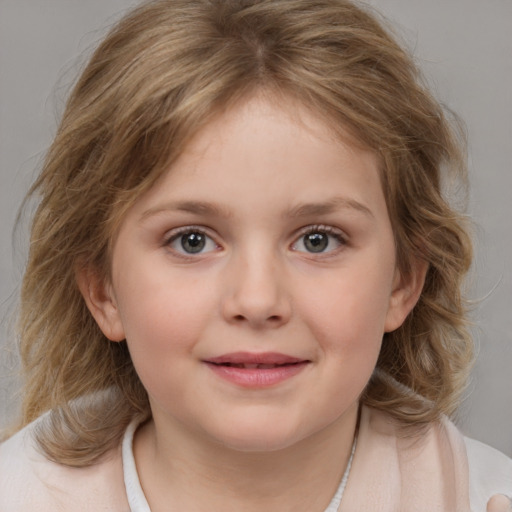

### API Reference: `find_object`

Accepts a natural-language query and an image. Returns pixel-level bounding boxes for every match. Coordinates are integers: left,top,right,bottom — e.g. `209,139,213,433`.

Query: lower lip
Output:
204,362,309,388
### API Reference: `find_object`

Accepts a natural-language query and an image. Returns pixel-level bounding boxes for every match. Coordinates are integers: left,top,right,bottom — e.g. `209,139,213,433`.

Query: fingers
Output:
487,494,512,512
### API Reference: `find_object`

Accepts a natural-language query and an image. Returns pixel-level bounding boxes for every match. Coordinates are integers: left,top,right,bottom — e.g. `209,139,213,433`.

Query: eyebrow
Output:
140,200,233,222
286,197,374,219
140,196,373,222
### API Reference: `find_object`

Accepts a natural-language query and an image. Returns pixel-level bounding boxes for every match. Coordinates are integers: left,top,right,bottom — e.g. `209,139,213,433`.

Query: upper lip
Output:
204,352,308,365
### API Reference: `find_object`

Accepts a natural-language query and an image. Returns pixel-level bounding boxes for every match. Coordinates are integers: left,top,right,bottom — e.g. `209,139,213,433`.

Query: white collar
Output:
121,419,354,512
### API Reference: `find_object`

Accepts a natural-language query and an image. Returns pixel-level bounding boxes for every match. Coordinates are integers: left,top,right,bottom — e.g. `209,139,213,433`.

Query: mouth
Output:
204,351,308,367
211,362,301,369
203,352,310,388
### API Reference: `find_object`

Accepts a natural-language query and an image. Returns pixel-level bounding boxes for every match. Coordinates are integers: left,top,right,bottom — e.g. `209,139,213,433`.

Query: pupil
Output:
305,233,328,252
182,232,205,253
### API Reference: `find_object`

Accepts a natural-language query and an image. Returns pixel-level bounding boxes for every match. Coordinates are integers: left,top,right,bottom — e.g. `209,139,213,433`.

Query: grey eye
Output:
303,232,329,253
168,230,217,255
292,229,345,254
180,232,206,253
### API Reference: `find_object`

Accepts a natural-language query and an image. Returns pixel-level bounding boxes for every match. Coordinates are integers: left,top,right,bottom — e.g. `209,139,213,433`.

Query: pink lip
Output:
203,352,310,388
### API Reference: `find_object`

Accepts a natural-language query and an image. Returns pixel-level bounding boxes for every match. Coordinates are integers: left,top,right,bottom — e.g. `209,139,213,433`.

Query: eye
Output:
291,226,346,254
166,228,218,255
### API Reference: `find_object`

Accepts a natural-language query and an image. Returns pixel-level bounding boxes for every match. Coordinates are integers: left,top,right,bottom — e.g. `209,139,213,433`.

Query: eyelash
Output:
163,225,216,253
163,224,348,258
292,225,348,255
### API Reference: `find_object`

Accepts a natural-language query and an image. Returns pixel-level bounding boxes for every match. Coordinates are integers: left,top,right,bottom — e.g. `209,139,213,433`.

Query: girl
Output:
0,0,511,510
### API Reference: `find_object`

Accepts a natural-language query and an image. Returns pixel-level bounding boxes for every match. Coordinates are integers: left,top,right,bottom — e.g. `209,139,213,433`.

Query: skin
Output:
487,495,512,512
79,93,426,512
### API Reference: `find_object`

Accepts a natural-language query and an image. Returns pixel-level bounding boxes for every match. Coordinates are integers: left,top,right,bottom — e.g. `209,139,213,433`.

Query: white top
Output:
122,420,355,512
120,419,512,512
1,413,511,511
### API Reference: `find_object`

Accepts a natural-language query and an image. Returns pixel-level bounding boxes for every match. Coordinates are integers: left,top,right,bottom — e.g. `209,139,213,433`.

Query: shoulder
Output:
464,436,512,511
361,406,511,511
0,416,128,512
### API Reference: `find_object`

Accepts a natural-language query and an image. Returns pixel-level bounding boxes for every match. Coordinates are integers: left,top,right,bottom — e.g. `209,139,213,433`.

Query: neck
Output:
133,404,359,512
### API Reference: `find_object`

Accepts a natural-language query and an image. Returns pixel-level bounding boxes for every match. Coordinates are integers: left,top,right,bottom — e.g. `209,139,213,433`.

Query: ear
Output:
384,258,428,333
76,266,126,342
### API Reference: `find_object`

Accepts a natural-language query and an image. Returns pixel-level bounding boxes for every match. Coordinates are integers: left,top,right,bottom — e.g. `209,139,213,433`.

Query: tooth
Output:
258,364,276,369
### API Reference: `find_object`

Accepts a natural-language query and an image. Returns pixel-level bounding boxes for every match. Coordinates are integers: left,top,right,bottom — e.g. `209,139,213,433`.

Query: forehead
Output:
120,93,390,232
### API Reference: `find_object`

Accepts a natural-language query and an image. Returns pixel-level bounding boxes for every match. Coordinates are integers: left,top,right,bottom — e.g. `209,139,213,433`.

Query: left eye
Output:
167,230,218,255
292,229,345,254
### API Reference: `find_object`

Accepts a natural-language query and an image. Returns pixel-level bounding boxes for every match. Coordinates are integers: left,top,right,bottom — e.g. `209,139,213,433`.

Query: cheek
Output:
293,289,384,428
113,270,217,382
295,259,395,365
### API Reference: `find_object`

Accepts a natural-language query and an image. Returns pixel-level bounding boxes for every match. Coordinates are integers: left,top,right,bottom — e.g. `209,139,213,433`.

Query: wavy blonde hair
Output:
15,0,472,466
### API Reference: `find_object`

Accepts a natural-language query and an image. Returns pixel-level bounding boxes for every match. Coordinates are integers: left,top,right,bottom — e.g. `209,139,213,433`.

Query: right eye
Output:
166,229,218,255
291,225,347,255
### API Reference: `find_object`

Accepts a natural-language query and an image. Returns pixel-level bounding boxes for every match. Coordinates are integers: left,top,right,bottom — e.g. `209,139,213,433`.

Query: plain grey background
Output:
0,0,511,456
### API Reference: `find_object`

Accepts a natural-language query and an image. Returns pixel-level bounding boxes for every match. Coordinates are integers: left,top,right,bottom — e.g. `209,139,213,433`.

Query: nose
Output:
221,249,292,329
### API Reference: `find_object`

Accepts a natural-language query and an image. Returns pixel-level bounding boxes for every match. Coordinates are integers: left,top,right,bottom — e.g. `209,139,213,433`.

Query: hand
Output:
487,495,512,512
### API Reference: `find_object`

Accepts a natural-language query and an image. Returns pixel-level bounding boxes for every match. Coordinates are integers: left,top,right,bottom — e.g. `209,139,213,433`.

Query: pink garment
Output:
0,405,509,511
341,406,473,511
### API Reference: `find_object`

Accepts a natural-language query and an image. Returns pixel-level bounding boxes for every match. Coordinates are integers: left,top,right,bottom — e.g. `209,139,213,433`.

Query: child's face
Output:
84,93,421,452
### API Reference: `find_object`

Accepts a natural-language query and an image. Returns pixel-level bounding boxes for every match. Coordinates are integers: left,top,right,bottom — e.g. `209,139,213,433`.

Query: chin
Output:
219,434,300,453
207,420,309,453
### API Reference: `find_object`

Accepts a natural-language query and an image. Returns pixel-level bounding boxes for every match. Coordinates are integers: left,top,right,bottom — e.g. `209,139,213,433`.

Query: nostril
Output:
231,313,282,324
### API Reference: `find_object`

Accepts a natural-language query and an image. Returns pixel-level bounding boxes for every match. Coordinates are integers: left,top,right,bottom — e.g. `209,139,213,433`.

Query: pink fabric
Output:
0,424,129,511
1,405,510,511
340,406,508,512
